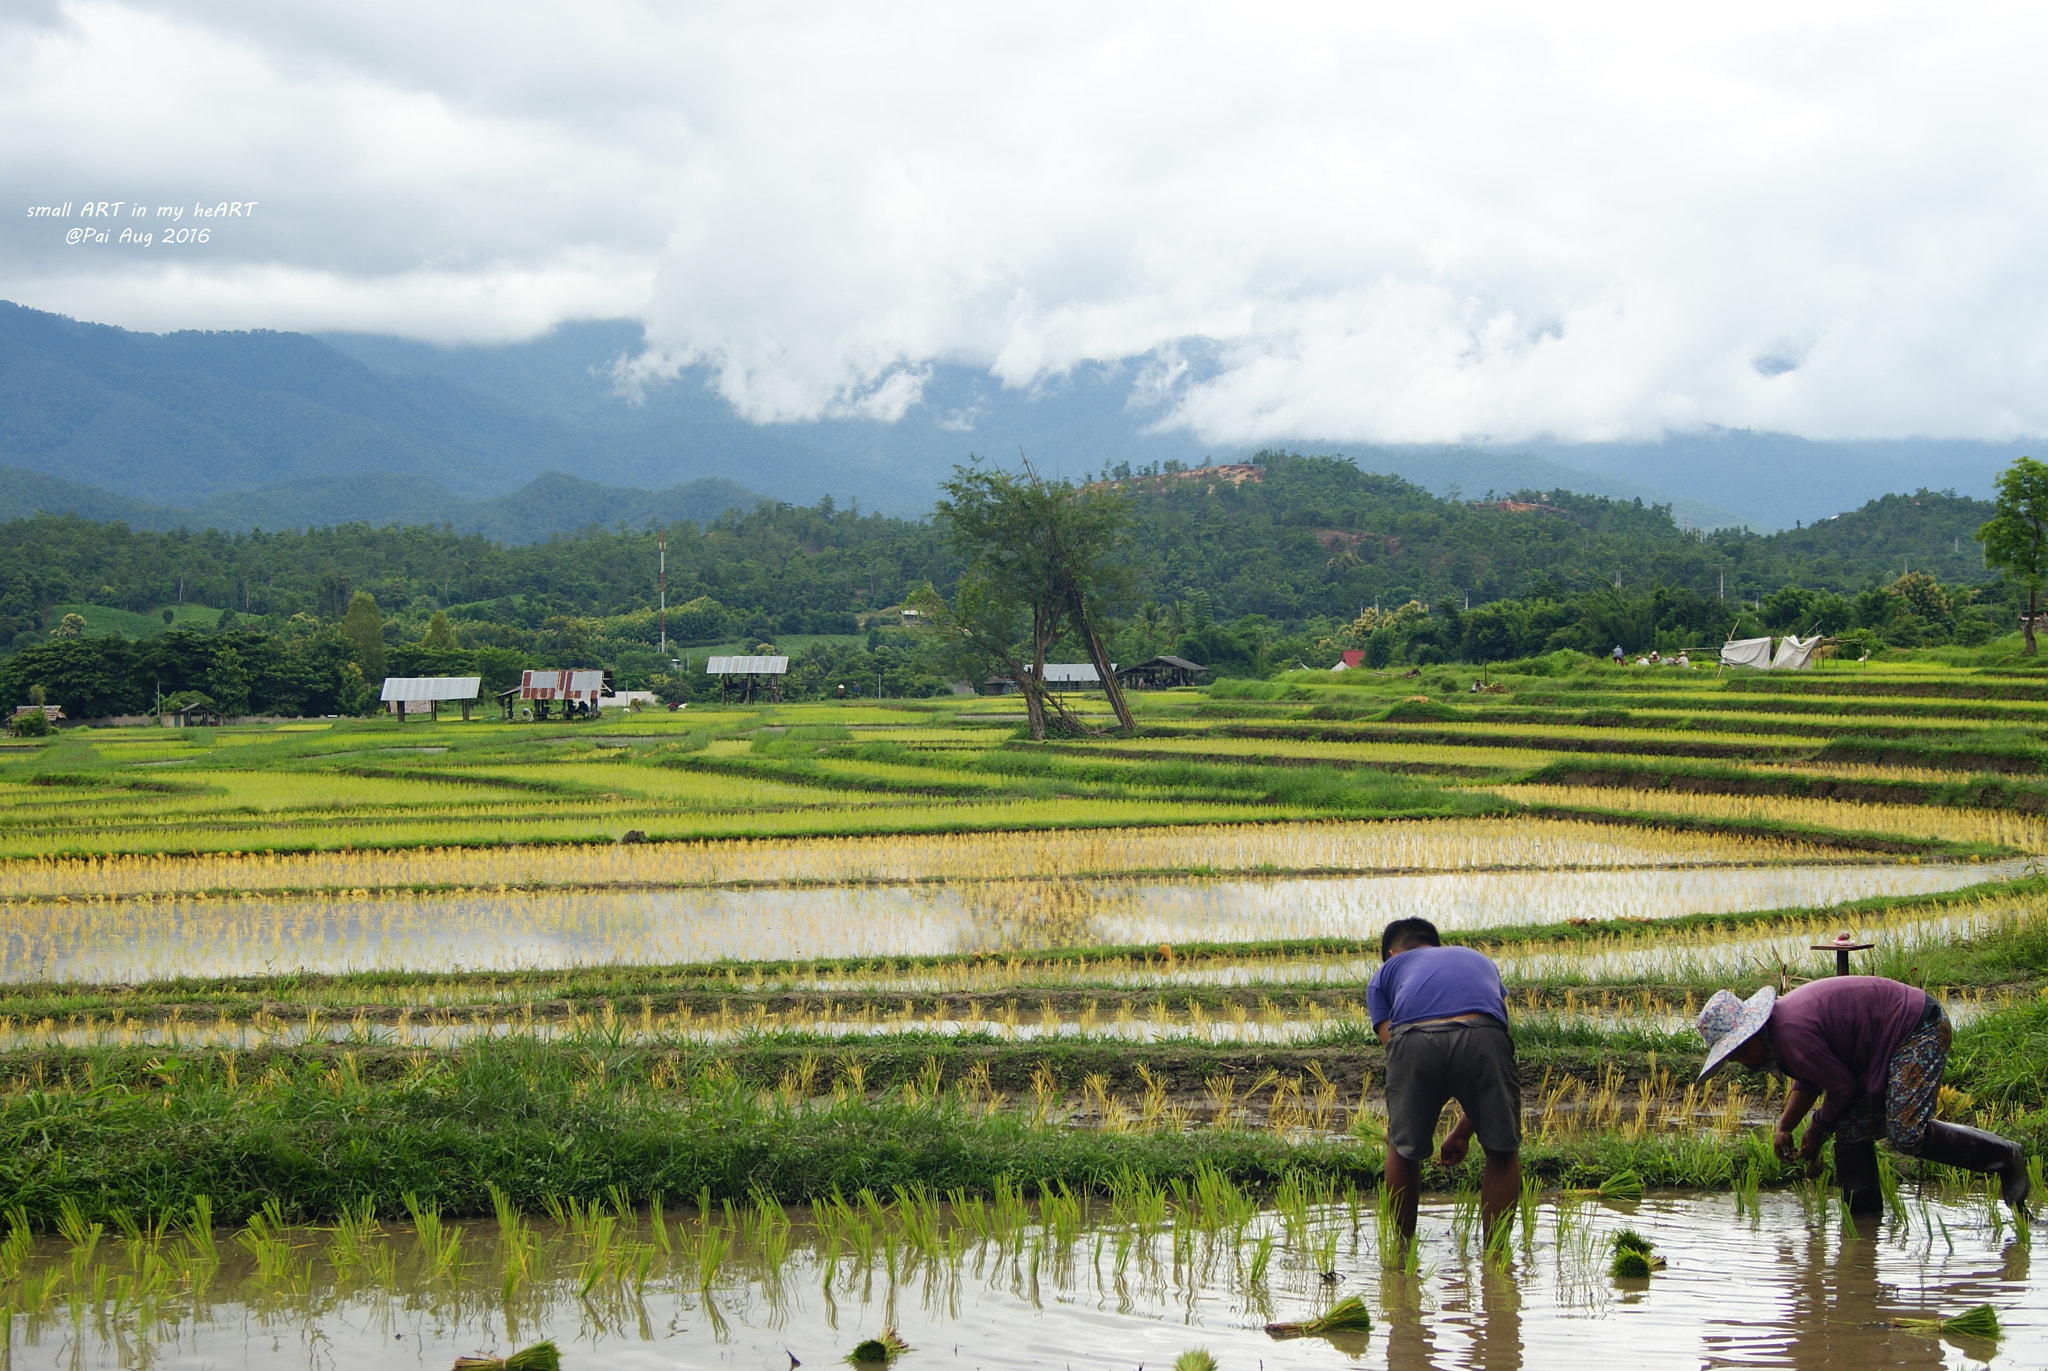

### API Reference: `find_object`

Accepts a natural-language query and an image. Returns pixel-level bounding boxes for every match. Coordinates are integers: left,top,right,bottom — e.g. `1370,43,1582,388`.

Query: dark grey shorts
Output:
1384,1016,1521,1161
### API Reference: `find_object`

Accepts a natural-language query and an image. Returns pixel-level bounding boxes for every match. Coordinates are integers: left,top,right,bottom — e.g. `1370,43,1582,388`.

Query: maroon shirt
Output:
1768,977,1930,1129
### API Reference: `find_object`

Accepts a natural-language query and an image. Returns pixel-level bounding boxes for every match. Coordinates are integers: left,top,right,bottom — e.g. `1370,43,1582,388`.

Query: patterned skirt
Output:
1834,995,1950,1153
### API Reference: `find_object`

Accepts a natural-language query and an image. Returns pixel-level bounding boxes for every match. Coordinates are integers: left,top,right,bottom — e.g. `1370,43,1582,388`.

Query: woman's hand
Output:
1773,1127,1798,1162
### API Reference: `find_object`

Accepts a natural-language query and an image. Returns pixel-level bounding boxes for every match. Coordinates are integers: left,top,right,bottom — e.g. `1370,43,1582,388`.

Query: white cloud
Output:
4,2,2047,439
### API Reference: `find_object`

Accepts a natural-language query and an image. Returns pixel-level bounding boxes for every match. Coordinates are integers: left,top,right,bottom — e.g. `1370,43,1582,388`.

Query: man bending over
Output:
1368,917,1522,1242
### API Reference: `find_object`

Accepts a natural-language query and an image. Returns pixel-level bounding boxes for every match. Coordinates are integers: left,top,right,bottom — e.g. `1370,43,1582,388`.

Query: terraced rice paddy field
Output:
1,658,2045,1367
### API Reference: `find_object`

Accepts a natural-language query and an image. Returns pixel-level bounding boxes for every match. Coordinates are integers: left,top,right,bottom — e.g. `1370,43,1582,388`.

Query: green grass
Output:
45,602,222,639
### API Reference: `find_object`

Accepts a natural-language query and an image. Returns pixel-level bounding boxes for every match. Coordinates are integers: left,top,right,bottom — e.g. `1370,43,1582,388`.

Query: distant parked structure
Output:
984,663,1115,695
707,655,788,704
505,669,611,720
380,676,482,722
1114,655,1209,690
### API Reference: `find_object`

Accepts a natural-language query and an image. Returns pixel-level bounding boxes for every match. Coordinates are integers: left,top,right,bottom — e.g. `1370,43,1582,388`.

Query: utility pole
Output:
1719,569,1725,601
658,528,667,658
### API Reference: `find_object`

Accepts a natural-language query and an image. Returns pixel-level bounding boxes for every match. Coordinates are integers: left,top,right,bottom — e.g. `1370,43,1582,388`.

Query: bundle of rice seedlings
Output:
1609,1250,1654,1279
847,1328,913,1364
1894,1304,2001,1340
1264,1295,1373,1339
1174,1352,1220,1371
1562,1170,1644,1202
1599,1170,1645,1201
1608,1228,1664,1277
452,1342,560,1371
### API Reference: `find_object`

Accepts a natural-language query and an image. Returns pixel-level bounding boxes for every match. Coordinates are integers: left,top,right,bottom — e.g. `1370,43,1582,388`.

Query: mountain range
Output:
1,300,2038,541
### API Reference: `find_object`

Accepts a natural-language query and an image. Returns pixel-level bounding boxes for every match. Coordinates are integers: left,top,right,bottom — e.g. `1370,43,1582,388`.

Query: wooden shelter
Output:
511,669,611,720
380,676,482,722
1114,655,1209,689
163,702,225,727
984,663,1114,696
707,655,788,704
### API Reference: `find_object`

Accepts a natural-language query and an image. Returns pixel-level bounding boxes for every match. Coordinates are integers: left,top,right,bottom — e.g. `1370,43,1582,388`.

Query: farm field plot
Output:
0,816,1903,903
1,656,2045,1371
1499,784,2048,849
0,1187,2034,1371
0,856,2016,983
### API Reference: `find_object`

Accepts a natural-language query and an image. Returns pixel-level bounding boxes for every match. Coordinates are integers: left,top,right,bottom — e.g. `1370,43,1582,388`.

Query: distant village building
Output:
1114,655,1209,689
11,704,64,723
505,669,610,720
380,676,482,722
162,702,225,727
984,663,1115,695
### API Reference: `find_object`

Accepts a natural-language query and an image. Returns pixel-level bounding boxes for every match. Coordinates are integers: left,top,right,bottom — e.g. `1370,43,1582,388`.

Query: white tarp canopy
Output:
1772,634,1822,670
706,656,788,675
1034,663,1112,684
1719,637,1774,669
380,676,481,702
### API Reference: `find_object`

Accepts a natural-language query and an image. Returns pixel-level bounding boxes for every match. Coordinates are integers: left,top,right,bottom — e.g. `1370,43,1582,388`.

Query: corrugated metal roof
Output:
1119,655,1206,672
706,656,789,674
1037,663,1110,683
520,669,607,700
380,676,482,702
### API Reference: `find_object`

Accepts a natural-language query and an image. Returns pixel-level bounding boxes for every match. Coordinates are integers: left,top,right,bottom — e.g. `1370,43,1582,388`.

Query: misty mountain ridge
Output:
0,464,759,545
1,300,2037,534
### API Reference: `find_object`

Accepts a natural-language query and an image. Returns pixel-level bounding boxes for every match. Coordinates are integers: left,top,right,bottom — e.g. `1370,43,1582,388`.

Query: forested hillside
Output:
0,453,2016,718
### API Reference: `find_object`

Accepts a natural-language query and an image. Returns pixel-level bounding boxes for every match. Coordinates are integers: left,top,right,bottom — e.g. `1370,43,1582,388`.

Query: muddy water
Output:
2,1191,2036,1369
4,859,2021,982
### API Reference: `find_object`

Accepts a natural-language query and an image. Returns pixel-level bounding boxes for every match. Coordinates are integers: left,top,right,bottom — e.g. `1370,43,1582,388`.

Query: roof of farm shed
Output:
379,677,481,702
706,656,789,674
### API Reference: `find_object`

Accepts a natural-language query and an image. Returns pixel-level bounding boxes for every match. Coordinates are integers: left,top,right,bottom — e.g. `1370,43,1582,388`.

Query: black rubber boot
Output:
1833,1137,1884,1217
1916,1120,2031,1211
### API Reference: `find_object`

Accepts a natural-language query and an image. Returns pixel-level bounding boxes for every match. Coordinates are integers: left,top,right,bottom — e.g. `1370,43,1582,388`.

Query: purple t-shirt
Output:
1367,945,1509,1030
1769,976,1929,1130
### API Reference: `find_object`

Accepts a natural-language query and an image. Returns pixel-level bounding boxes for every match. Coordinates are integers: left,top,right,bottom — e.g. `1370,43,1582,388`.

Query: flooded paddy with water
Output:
0,859,2021,983
1,1186,2036,1370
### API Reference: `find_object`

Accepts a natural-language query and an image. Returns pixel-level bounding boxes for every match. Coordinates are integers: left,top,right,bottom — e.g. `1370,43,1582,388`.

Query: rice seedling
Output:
692,1219,732,1290
1264,1293,1373,1339
1173,1351,1219,1371
401,1193,462,1281
324,1196,378,1273
235,1199,307,1286
1893,1304,2001,1340
1244,1233,1275,1285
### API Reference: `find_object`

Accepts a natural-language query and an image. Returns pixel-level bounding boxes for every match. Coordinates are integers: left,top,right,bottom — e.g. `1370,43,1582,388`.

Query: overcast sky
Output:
6,2,2046,446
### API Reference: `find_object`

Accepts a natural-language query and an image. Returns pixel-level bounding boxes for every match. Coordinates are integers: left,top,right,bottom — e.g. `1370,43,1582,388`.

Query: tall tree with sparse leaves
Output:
921,458,1136,739
1977,456,2048,655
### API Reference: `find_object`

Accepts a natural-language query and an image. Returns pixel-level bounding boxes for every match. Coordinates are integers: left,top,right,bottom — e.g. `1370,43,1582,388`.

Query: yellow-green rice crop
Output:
1497,785,2048,852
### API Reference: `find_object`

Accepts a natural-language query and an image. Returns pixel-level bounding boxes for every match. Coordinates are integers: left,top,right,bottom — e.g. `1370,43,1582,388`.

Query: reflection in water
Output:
0,1191,2036,1370
2,859,2019,982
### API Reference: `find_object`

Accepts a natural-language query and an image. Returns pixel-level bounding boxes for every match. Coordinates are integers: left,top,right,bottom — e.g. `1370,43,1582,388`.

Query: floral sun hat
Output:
1695,986,1777,1080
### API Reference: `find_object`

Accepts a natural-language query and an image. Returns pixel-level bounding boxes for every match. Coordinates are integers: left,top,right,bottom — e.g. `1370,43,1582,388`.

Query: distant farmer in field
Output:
1697,977,2030,1216
1369,917,1521,1242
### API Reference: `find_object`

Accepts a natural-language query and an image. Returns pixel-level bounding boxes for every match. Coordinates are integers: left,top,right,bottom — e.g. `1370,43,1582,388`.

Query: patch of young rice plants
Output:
1077,736,1569,772
0,816,1878,904
1498,785,2048,852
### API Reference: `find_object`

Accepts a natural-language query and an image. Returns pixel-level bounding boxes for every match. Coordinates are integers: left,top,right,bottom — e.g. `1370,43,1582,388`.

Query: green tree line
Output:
0,453,2026,716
